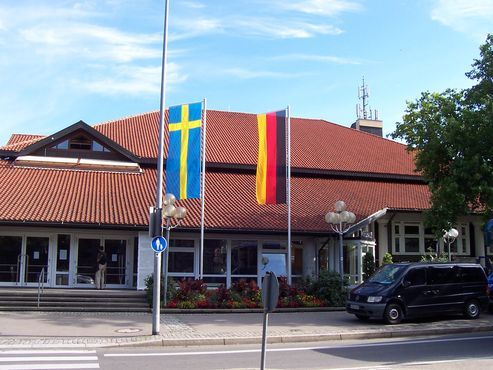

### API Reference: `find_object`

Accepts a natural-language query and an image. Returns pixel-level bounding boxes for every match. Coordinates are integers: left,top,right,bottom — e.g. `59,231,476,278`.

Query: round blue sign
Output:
151,236,167,253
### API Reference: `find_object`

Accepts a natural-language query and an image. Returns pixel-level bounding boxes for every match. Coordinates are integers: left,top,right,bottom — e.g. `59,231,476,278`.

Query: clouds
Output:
279,0,362,16
431,0,493,39
0,0,364,144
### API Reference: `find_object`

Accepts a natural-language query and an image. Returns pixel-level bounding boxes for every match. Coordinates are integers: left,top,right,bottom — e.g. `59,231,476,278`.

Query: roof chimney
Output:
351,77,383,136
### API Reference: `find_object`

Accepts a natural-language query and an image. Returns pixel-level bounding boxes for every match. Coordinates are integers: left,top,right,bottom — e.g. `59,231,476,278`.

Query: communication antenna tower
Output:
356,77,378,120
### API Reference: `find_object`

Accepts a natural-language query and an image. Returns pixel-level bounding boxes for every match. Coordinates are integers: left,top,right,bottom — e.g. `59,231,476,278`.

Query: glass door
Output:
24,236,49,285
76,238,100,287
0,236,23,285
105,239,127,286
54,235,71,286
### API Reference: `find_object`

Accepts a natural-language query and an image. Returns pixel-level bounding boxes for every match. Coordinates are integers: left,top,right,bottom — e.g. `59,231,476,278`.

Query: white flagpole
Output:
286,106,292,285
152,0,170,336
199,98,207,279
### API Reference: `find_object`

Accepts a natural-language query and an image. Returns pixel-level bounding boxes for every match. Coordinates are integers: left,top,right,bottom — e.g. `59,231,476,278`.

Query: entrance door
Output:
24,236,49,285
54,235,71,286
75,237,129,288
105,239,127,286
76,238,100,287
0,236,23,285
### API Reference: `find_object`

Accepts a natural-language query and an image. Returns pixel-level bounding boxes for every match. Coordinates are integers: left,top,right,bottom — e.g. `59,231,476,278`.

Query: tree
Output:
362,251,375,281
391,34,493,235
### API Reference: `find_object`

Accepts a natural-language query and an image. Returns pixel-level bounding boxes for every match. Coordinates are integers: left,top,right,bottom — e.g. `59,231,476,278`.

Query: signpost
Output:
151,236,167,253
260,271,279,370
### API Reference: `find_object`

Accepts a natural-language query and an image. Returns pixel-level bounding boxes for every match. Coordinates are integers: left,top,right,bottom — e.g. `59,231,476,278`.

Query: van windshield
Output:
368,264,407,285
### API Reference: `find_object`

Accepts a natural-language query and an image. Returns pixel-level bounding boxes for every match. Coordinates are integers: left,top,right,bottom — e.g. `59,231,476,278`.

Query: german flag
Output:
256,110,287,204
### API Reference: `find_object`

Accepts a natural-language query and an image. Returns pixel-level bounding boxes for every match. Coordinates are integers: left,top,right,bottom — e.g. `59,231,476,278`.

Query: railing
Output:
37,267,45,309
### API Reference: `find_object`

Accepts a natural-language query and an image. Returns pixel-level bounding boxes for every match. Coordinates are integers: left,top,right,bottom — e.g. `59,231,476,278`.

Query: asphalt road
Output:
97,332,492,370
0,333,493,370
1,332,492,369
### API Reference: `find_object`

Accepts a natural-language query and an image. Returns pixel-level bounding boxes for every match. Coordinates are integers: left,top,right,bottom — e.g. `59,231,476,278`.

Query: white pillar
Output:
377,219,389,265
302,239,317,278
137,232,154,290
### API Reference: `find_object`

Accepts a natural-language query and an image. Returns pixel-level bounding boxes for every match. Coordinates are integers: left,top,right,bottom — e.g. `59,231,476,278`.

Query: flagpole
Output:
152,0,170,336
286,105,292,285
199,98,207,279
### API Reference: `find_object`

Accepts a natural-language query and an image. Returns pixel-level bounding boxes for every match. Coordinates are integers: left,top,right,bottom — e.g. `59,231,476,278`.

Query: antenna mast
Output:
357,76,370,119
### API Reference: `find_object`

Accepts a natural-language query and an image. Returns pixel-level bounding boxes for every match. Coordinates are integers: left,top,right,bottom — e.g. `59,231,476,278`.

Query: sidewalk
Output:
1,310,493,349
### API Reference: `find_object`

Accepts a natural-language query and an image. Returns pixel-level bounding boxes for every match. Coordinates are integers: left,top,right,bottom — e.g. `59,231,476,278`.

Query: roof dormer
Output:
11,121,141,173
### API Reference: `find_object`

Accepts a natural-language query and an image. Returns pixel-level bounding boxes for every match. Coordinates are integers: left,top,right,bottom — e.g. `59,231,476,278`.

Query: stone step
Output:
0,300,149,307
0,296,147,303
0,288,150,312
0,306,150,312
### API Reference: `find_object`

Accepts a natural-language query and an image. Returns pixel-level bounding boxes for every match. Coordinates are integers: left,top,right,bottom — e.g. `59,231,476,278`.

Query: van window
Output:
368,264,407,285
405,268,426,286
461,267,485,283
427,266,460,285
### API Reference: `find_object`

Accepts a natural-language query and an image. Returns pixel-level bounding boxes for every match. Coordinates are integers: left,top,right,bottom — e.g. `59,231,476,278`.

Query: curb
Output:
2,325,493,349
160,307,345,314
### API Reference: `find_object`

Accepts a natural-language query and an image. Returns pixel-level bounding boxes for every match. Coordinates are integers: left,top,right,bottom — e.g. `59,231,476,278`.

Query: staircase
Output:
0,288,150,312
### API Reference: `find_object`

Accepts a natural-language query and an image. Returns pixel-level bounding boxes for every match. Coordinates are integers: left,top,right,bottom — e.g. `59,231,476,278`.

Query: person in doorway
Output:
94,247,107,289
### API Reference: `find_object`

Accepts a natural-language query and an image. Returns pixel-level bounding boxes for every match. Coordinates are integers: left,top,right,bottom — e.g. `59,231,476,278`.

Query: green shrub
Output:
304,270,347,306
363,252,375,281
382,253,393,265
144,275,176,306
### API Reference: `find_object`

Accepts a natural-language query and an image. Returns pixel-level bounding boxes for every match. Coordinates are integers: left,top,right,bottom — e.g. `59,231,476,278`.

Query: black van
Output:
346,263,489,324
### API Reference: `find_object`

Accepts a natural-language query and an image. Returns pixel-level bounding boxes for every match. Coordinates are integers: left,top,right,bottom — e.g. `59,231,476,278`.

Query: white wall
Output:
137,231,154,290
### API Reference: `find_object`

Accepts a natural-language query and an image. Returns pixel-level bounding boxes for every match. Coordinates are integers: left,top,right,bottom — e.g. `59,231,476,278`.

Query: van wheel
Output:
355,314,370,321
384,303,403,324
464,300,480,319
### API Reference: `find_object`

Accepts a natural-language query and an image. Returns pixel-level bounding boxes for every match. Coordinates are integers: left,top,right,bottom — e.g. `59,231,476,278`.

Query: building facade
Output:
0,110,487,290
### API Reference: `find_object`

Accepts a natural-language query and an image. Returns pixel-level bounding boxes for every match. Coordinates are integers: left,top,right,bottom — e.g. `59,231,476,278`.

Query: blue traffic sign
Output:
151,236,167,253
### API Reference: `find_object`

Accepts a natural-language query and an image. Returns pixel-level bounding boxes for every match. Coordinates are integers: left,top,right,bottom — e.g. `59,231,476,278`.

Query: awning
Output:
343,208,388,236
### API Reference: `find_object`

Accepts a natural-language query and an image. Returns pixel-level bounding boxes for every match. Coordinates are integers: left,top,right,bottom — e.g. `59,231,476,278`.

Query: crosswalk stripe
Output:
0,356,98,362
0,351,99,370
0,364,99,370
0,350,96,355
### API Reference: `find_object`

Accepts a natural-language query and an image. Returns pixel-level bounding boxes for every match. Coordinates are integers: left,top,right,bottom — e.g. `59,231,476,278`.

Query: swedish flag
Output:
165,102,202,200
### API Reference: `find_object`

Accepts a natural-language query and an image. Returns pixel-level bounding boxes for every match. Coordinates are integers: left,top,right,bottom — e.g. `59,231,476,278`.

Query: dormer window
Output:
92,141,111,153
70,135,92,150
51,136,111,153
54,140,68,150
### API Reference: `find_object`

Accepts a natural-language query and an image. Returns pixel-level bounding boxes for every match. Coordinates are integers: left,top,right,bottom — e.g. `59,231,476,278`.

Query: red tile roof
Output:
0,109,428,232
3,110,418,176
0,160,429,232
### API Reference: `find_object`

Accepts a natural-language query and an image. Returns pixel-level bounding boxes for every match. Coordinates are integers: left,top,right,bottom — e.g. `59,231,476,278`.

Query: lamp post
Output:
443,228,459,262
162,193,187,307
324,201,356,287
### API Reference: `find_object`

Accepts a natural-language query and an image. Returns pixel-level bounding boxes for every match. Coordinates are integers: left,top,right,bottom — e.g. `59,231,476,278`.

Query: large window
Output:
260,241,286,278
393,223,420,254
168,239,195,280
448,224,470,255
203,239,227,285
231,240,257,283
0,236,22,283
392,221,470,256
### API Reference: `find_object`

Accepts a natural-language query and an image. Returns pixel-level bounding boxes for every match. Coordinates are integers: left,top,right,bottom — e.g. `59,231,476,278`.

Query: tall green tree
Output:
391,35,493,235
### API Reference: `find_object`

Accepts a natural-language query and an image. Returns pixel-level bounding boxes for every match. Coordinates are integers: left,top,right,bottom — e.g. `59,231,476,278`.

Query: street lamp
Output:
324,201,356,286
443,228,459,262
163,193,187,306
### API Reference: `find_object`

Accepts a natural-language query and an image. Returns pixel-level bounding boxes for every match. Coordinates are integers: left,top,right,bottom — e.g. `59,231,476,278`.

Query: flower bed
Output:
146,270,347,309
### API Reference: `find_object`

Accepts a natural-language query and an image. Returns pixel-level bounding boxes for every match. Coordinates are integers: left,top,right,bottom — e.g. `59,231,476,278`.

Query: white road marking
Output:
0,356,98,362
0,350,96,355
0,364,99,370
0,350,99,369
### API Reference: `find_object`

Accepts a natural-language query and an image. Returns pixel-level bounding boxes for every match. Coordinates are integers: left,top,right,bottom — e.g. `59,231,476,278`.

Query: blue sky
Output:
0,0,492,145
